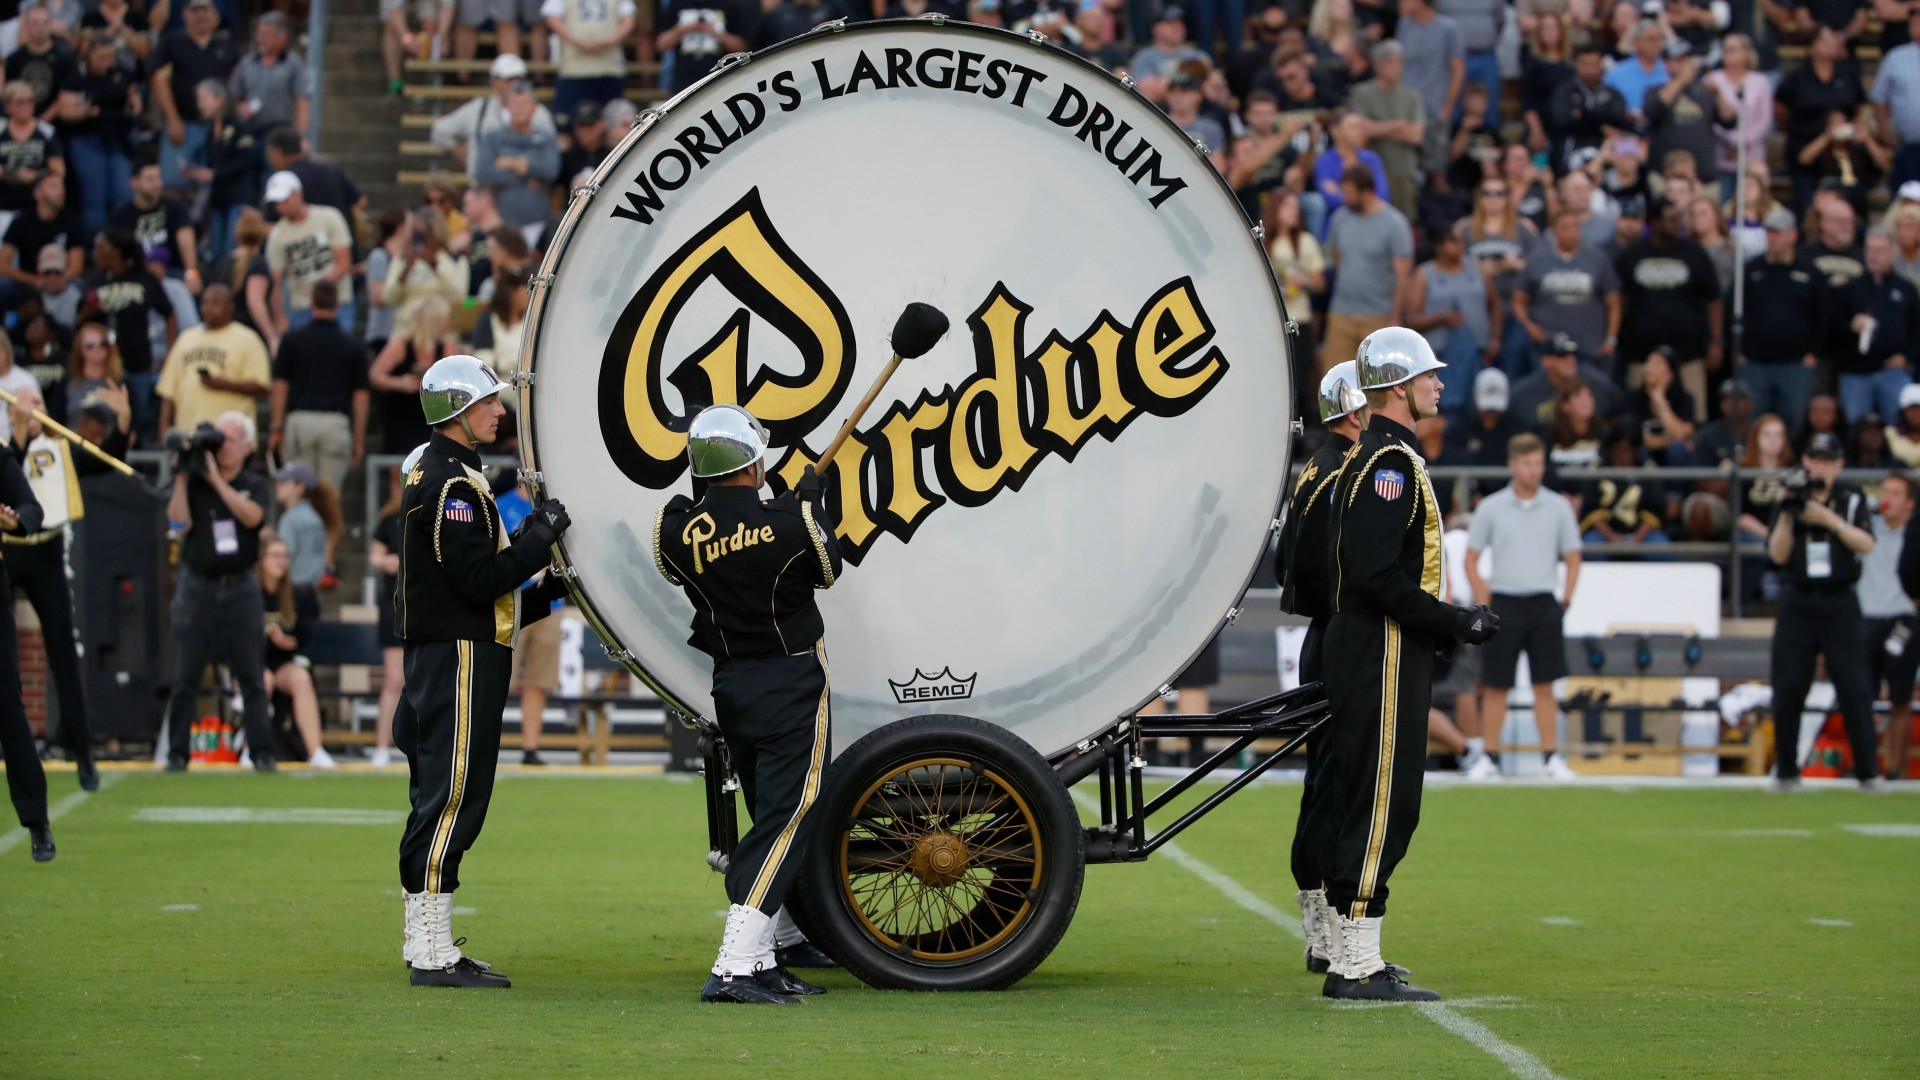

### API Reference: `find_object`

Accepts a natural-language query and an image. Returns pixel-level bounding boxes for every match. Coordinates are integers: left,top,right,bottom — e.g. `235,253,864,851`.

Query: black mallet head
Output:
890,302,950,360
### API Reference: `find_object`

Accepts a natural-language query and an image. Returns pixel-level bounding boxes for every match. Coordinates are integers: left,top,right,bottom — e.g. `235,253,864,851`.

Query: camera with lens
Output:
164,422,226,475
1777,466,1827,514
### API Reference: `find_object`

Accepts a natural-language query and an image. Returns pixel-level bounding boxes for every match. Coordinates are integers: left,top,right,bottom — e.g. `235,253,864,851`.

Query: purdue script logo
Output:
599,187,1229,565
889,668,978,704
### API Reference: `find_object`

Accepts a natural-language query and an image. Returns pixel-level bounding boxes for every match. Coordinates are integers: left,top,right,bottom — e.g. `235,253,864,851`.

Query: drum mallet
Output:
0,386,136,477
816,302,950,471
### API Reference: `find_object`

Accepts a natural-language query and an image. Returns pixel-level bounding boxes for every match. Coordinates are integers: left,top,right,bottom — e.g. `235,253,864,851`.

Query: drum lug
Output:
916,11,947,23
527,273,554,290
517,467,544,486
1250,222,1265,242
550,563,580,583
637,106,666,128
566,183,598,203
716,50,751,69
811,16,847,32
509,370,537,388
1291,418,1304,434
1225,606,1242,626
1271,517,1284,535
1286,318,1300,339
1117,72,1136,91
1157,683,1174,699
1190,137,1211,158
1023,29,1049,44
601,642,634,665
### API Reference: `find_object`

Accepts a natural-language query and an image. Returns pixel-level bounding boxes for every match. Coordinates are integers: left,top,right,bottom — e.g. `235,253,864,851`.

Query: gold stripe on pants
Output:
745,643,832,910
1353,618,1400,920
425,639,473,893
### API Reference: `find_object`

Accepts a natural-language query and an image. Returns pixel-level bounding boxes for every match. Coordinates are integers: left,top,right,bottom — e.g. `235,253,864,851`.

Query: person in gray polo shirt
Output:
1858,471,1915,781
1463,432,1583,780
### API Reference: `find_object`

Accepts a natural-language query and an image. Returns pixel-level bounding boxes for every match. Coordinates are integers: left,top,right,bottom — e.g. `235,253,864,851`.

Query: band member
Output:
0,445,50,858
1322,327,1498,1001
4,388,125,792
653,404,843,1005
1277,361,1367,973
394,355,571,988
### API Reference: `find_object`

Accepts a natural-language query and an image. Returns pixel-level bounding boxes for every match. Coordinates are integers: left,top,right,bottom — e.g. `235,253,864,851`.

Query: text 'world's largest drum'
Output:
523,18,1294,757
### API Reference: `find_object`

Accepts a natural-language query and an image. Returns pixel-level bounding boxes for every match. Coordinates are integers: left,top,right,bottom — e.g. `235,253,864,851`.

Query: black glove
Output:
529,568,571,605
795,464,824,501
1452,604,1500,646
525,498,571,544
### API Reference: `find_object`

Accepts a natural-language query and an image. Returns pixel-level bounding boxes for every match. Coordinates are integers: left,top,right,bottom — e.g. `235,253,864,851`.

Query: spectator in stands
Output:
1510,331,1628,427
164,410,275,772
265,125,365,228
1348,40,1424,218
1605,19,1667,118
1513,207,1622,366
1166,70,1227,171
270,279,368,492
210,207,275,347
543,0,634,117
61,320,123,427
1617,198,1721,414
1229,92,1296,219
1693,377,1754,466
380,0,425,96
474,81,560,242
17,310,69,395
656,0,752,96
428,54,557,180
1891,384,1920,464
1804,197,1865,288
0,80,64,234
1546,379,1605,477
1802,111,1892,221
1500,142,1553,231
1580,425,1674,553
1447,367,1528,500
363,206,406,355
1406,226,1497,412
1546,45,1628,175
55,35,138,236
369,296,455,455
1322,162,1412,378
1850,409,1891,468
107,164,199,299
1644,49,1717,192
1263,189,1324,373
155,281,268,434
5,6,74,120
1706,34,1771,200
1437,0,1499,110
228,12,307,138
80,230,172,433
264,170,353,334
757,0,828,49
1072,1,1128,70
1739,206,1824,423
1736,412,1793,557
1834,229,1920,421
1864,469,1916,778
383,207,468,326
1127,7,1207,101
1688,193,1735,293
0,335,39,445
188,81,262,266
1600,193,1646,261
492,475,560,765
1776,26,1864,212
1395,0,1463,187
1803,392,1849,453
1874,8,1920,192
267,461,328,586
1894,202,1920,284
368,485,404,767
601,96,639,143
149,0,238,193
256,535,335,769
481,263,532,376
34,246,79,331
559,101,609,188
1558,168,1618,250
80,0,148,72
1519,12,1574,157
0,172,80,301
1631,346,1697,461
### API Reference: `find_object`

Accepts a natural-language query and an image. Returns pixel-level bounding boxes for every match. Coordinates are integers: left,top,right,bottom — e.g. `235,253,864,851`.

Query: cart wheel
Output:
793,714,1085,990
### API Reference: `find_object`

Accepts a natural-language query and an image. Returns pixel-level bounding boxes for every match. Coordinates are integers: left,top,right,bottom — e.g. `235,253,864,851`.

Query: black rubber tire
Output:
792,714,1085,991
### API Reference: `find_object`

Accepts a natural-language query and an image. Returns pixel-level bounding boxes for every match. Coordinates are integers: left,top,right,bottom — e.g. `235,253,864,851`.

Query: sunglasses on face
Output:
1480,188,1508,197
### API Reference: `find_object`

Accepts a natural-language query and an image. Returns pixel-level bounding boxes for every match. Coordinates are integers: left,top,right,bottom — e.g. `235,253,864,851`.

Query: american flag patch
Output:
1373,469,1405,501
445,498,474,523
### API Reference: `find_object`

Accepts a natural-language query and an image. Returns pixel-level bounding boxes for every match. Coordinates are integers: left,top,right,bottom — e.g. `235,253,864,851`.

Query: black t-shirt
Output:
59,64,140,144
1615,238,1722,362
210,249,270,334
1775,61,1864,164
84,269,173,374
1771,481,1871,590
1667,0,1719,55
1796,0,1864,32
263,584,319,669
0,123,62,212
1693,418,1745,466
151,29,241,125
1448,114,1500,193
106,197,193,271
77,12,148,75
1629,383,1698,431
1645,81,1718,184
182,467,273,577
1580,469,1671,532
661,0,755,93
262,159,362,225
273,317,368,414
4,42,76,114
1,208,81,268
559,140,608,189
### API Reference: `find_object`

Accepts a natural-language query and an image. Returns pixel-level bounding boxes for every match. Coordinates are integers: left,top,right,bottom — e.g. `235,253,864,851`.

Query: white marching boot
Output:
702,904,794,1004
1299,890,1331,973
408,891,509,988
1321,914,1437,1001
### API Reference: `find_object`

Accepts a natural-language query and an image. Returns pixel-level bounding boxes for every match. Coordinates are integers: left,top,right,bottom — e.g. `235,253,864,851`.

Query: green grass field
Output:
1,768,1916,1079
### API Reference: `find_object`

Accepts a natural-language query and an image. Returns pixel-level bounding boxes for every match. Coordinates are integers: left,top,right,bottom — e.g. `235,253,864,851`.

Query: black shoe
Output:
29,825,54,862
754,965,825,996
164,756,188,773
776,942,838,969
252,754,277,773
521,751,545,767
76,755,99,792
1322,968,1439,1001
702,973,797,1004
1305,946,1330,974
410,957,511,988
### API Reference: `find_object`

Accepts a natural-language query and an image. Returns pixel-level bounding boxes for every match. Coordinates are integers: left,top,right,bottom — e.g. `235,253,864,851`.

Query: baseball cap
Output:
1804,432,1844,460
1156,5,1186,23
1617,195,1647,219
490,53,530,80
1900,383,1920,411
272,461,318,487
262,170,302,205
1898,180,1920,203
35,244,64,273
568,100,602,129
1763,205,1797,232
1167,70,1201,90
1474,367,1510,411
184,0,215,8
1719,378,1753,401
1545,332,1580,357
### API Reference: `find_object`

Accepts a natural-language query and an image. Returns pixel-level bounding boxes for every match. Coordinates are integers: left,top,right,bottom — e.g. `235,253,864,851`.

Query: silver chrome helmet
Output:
1355,326,1446,391
686,404,770,479
421,354,507,425
1318,360,1367,422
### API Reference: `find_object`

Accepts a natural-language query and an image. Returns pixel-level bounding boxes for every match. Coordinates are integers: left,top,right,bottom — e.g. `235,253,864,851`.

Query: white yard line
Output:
1072,790,1567,1080
0,771,121,856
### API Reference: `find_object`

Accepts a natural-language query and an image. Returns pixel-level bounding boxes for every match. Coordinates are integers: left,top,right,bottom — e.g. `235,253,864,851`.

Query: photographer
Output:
161,410,277,773
1765,432,1883,792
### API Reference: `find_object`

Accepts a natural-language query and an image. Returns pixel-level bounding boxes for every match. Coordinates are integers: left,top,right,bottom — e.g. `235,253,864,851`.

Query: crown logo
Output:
888,667,978,704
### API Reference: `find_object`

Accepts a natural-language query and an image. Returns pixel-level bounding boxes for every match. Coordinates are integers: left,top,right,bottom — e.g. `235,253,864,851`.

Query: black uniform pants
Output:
1290,617,1333,892
396,639,509,894
1772,589,1878,782
5,534,89,758
1323,613,1434,920
166,569,272,763
0,584,46,828
713,644,831,915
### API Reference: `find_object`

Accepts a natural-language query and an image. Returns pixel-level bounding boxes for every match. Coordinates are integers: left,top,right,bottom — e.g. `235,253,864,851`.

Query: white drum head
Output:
525,20,1294,757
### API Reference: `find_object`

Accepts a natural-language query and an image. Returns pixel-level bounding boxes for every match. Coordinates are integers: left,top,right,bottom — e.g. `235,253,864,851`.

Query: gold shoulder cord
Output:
432,476,497,564
651,503,682,585
799,500,836,588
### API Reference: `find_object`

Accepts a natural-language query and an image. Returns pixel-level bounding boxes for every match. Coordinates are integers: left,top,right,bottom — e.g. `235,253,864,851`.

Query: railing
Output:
307,0,330,154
